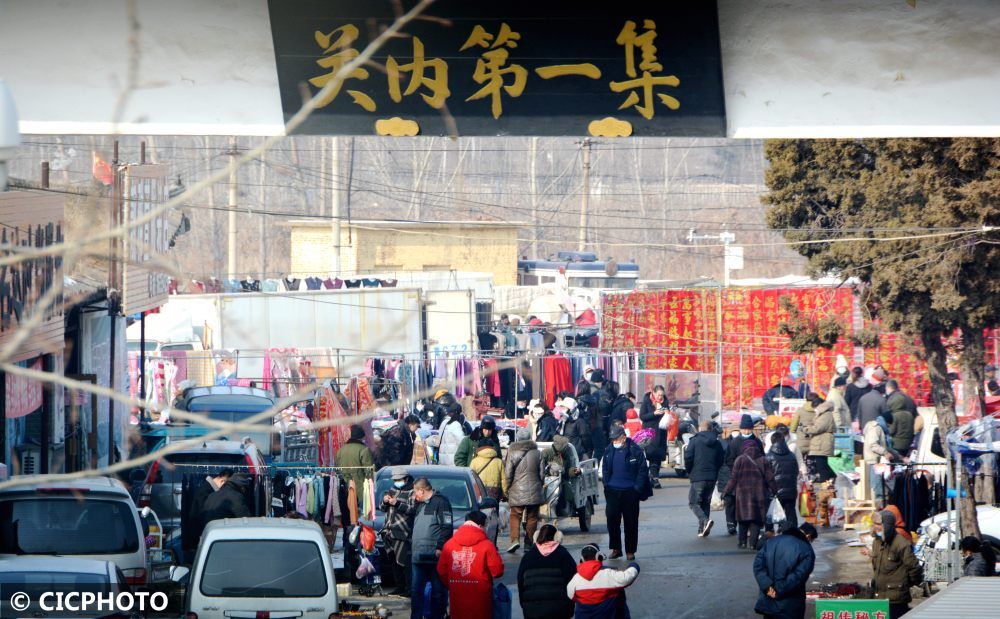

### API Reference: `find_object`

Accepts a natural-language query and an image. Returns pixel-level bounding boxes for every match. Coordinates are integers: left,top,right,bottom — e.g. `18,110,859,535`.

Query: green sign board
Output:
815,599,890,619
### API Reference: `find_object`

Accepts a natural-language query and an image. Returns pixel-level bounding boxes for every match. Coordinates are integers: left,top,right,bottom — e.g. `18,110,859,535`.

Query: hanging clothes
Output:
543,355,573,407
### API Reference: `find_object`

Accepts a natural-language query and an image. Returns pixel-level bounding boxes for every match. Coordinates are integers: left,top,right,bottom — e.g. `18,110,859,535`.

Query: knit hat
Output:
556,397,578,410
740,414,754,430
835,355,849,373
553,434,569,452
349,425,366,441
608,426,626,440
391,467,409,481
480,415,497,431
433,388,450,401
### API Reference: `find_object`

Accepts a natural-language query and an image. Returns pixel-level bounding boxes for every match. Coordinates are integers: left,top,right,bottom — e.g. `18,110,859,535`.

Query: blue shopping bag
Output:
493,583,512,619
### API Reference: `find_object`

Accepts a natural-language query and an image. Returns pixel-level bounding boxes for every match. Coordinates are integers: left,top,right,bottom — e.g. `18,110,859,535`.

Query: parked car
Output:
0,556,134,617
371,465,500,588
136,439,269,535
373,465,501,543
168,386,280,456
175,517,338,619
915,504,1000,581
0,476,162,587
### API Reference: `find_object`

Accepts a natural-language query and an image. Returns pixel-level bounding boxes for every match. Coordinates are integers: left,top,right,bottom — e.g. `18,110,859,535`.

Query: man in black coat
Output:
601,426,652,560
724,415,764,535
609,392,636,428
557,397,594,460
766,431,800,531
685,420,724,537
753,524,817,619
202,472,252,524
183,468,233,559
381,414,420,467
762,377,798,415
589,370,617,460
638,387,669,489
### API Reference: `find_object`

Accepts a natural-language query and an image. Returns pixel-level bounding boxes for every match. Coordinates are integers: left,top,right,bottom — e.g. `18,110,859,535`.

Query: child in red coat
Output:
437,511,505,619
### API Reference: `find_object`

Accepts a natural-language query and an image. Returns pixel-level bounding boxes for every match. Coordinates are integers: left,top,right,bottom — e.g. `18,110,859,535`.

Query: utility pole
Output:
578,138,592,252
686,229,740,413
331,136,341,274
227,136,238,281
529,137,538,257
258,150,267,281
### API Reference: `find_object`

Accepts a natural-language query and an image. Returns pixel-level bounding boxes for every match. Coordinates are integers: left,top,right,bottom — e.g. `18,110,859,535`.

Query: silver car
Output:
0,477,150,587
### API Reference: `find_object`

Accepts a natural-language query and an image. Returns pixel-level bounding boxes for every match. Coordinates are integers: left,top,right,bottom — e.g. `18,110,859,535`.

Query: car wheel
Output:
579,499,592,532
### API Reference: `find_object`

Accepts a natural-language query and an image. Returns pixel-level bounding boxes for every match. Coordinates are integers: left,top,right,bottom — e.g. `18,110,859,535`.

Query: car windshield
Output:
0,498,140,555
200,540,327,597
375,476,472,512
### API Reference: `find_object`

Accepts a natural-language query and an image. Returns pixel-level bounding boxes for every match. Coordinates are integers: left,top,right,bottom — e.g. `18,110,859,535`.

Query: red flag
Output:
92,151,113,186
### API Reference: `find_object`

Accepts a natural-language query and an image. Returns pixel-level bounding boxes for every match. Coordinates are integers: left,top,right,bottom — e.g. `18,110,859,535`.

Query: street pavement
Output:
353,472,857,618
498,474,765,619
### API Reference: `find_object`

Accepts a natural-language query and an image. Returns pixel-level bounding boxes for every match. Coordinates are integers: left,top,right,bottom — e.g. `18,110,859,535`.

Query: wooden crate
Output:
843,499,876,530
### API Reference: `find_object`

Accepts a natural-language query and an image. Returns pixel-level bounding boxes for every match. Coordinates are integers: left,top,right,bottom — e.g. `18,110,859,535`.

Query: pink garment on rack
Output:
471,359,482,396
455,359,466,398
325,475,336,524
296,479,308,516
160,351,188,382
226,378,253,387
366,478,376,520
484,359,501,397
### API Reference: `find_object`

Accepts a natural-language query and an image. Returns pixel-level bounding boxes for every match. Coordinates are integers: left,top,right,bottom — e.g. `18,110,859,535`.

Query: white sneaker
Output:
507,542,520,553
703,519,714,537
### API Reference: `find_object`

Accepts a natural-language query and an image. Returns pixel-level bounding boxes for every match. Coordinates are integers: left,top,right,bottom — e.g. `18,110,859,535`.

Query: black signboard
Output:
267,0,726,137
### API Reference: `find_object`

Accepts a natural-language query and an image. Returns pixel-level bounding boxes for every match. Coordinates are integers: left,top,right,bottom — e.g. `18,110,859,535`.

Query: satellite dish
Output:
605,259,619,277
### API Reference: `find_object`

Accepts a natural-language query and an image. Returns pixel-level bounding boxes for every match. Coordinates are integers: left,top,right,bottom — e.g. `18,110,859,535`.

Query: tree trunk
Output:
921,330,981,537
959,326,997,507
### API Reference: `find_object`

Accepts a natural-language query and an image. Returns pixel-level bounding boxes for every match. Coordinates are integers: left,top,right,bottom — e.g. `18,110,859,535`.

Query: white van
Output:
180,517,338,619
0,477,151,586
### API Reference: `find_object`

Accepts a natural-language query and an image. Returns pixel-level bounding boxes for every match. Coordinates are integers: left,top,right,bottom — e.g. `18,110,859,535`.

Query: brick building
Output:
285,220,521,285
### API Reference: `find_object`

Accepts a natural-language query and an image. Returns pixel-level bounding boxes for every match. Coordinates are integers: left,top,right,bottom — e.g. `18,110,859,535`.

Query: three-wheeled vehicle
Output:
537,442,601,531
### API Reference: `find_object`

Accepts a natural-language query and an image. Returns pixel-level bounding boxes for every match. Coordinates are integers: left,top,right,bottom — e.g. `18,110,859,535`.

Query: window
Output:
375,476,472,512
200,540,327,597
0,498,140,555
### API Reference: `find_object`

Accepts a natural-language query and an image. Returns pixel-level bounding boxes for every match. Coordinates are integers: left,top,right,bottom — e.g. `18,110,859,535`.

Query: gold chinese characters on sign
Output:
308,19,680,133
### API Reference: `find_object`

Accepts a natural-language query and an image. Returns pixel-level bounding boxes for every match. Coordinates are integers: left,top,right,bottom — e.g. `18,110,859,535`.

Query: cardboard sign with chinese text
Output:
267,0,725,136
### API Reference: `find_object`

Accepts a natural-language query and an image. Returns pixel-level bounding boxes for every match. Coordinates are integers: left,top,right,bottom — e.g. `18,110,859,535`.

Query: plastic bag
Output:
710,487,725,512
355,556,376,579
766,497,786,525
493,583,512,619
658,410,673,430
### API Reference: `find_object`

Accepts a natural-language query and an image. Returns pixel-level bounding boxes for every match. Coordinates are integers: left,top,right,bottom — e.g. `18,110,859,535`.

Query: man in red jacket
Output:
437,511,504,619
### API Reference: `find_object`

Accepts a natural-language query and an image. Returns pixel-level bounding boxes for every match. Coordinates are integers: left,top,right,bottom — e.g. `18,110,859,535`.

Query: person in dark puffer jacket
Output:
765,431,800,532
516,524,576,619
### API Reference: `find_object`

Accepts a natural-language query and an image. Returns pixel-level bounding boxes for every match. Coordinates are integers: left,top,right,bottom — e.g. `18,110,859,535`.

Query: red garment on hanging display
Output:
483,358,501,397
543,355,573,408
